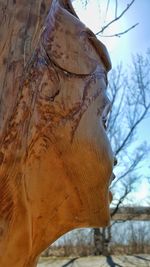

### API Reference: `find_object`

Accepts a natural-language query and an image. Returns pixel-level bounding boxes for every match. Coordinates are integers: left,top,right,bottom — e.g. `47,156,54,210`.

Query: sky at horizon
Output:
73,0,150,205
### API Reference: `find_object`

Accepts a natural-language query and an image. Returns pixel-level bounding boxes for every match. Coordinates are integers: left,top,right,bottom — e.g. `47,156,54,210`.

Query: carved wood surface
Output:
0,1,113,266
0,0,51,136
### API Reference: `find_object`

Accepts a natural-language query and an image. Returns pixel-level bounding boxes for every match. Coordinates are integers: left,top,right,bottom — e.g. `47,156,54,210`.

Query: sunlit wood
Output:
0,1,113,266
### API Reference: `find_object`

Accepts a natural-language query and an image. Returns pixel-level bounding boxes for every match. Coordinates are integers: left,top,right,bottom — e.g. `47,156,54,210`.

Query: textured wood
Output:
0,0,51,136
0,0,113,266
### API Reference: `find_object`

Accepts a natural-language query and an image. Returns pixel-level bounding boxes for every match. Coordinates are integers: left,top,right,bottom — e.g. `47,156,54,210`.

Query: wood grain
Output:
0,1,113,266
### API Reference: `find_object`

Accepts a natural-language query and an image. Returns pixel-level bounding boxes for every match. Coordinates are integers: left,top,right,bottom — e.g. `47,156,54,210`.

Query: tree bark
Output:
93,227,111,256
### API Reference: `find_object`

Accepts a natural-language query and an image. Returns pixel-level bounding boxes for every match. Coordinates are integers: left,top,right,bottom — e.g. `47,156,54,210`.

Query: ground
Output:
38,255,150,267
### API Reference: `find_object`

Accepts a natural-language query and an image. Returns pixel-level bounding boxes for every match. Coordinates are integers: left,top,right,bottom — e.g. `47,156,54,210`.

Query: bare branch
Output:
115,0,118,18
115,103,150,155
108,86,125,136
111,148,146,188
111,186,130,217
104,0,111,24
97,23,139,38
96,0,136,35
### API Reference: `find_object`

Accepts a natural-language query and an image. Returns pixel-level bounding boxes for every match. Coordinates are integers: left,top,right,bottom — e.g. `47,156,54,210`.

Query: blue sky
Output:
123,0,150,57
73,0,150,63
72,0,150,204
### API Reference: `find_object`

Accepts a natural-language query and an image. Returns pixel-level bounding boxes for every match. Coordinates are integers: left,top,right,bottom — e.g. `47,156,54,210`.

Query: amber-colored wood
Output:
0,0,51,136
0,1,114,266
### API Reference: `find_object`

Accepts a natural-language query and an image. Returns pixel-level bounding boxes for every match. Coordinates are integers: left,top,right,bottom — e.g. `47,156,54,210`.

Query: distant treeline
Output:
42,220,150,256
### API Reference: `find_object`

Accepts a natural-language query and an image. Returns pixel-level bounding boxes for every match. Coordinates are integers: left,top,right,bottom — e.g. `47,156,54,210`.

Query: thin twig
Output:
115,103,150,155
111,187,130,217
97,23,139,38
96,0,135,35
104,0,110,24
115,0,118,18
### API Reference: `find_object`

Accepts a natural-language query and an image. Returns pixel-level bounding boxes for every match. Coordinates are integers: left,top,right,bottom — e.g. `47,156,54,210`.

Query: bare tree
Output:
93,51,150,255
127,221,150,254
75,0,138,37
49,53,150,257
74,1,150,255
1,0,147,260
0,0,137,138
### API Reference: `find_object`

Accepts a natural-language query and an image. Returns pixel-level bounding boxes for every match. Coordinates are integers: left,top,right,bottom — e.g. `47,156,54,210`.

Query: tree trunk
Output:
93,228,103,255
93,227,111,256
